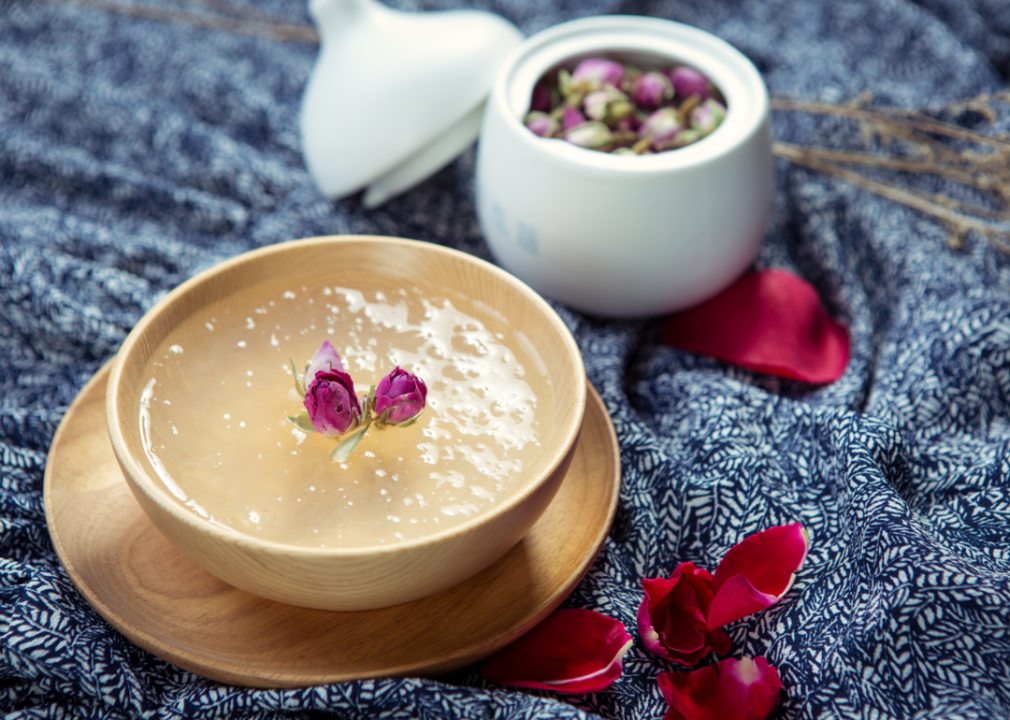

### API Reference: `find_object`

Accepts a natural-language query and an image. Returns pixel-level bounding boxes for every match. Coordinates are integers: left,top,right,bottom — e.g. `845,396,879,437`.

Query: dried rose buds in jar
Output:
525,111,559,138
669,66,716,102
564,121,613,151
521,57,726,155
631,71,673,111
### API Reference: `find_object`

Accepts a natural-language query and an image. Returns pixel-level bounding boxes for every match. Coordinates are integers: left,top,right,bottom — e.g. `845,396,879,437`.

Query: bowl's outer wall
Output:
108,236,587,611
115,427,579,610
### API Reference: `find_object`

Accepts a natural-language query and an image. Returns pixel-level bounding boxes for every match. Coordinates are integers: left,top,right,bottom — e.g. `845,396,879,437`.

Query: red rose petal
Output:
707,523,810,630
660,269,850,384
480,608,632,694
659,656,783,720
638,562,732,666
705,575,780,631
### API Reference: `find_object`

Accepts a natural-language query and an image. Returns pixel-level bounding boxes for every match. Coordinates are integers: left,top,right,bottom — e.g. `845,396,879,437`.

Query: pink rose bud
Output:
583,86,632,125
665,128,703,150
304,340,345,389
562,106,587,131
691,98,727,135
524,111,559,138
530,82,552,113
669,66,714,101
374,367,427,426
303,369,362,438
615,115,642,132
631,70,673,111
639,107,685,147
563,121,613,151
572,58,625,90
583,89,612,122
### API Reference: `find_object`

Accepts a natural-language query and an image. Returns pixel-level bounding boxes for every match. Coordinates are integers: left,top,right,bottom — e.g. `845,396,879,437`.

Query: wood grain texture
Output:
105,236,589,610
44,363,620,688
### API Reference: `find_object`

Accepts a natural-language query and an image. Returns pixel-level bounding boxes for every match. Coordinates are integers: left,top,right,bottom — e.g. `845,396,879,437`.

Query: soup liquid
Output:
139,280,551,548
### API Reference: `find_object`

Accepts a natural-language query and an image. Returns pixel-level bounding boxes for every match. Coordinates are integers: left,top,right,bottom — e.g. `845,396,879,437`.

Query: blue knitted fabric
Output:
4,0,1010,717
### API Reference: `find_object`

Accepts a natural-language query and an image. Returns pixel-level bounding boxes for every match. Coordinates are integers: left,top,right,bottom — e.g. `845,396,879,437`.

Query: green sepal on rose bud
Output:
286,411,316,434
329,422,371,463
290,358,306,397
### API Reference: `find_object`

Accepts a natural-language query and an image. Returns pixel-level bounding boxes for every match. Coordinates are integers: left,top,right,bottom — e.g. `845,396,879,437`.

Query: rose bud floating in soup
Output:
522,57,727,154
289,352,429,463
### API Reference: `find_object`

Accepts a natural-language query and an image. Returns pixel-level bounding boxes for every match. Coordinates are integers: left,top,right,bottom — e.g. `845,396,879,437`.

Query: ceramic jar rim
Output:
489,15,769,173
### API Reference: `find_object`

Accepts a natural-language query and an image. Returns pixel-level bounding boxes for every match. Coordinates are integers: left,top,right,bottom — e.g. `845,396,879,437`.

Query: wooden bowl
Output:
106,236,586,611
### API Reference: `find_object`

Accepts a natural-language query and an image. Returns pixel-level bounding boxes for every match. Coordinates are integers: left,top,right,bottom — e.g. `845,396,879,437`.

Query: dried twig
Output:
40,0,320,43
28,1,1010,252
773,97,1010,151
773,142,1010,212
772,93,1010,253
773,143,1010,251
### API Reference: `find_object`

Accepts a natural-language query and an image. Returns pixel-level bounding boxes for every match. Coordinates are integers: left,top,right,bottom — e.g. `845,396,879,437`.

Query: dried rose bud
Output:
557,68,576,97
303,368,362,438
572,58,626,91
564,121,613,151
674,128,704,147
530,82,552,113
303,340,345,389
639,107,685,148
631,71,674,111
608,100,635,125
556,69,589,109
562,105,587,131
668,66,714,102
374,367,427,426
691,98,727,135
612,147,638,156
583,89,612,122
583,85,633,126
655,128,703,152
615,115,642,133
525,111,559,138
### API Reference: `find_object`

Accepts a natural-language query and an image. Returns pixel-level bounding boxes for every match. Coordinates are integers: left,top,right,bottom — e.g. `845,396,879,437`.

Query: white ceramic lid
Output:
299,0,523,208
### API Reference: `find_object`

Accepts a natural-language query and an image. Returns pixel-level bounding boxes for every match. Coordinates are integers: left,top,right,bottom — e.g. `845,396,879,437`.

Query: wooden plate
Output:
43,363,620,688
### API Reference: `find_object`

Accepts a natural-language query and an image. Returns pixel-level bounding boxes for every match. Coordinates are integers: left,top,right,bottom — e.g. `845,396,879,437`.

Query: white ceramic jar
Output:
476,16,774,318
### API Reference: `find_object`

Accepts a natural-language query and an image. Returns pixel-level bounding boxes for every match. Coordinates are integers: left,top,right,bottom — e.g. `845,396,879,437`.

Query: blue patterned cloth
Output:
4,0,1010,717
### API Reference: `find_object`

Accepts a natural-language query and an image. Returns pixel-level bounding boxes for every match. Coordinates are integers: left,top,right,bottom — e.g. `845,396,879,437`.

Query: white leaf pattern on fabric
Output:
3,0,1010,717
